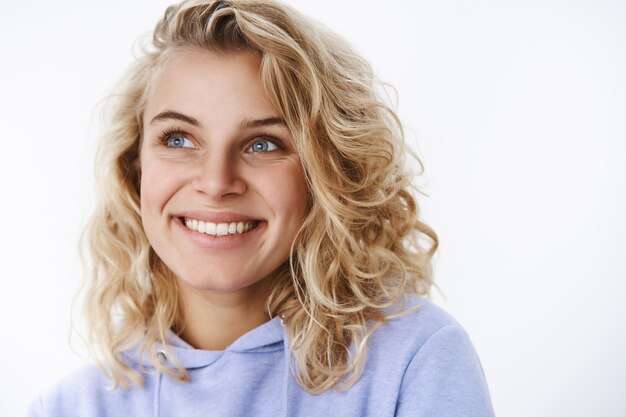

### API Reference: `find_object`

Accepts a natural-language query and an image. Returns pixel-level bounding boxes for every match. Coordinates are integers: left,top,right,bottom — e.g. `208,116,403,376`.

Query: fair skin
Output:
139,48,308,350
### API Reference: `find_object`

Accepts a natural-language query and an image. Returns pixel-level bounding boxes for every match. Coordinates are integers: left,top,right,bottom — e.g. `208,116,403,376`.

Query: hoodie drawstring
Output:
153,369,163,417
152,349,169,417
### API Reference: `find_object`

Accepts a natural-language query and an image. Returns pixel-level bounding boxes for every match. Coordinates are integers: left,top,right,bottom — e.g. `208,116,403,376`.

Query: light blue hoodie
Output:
27,297,494,416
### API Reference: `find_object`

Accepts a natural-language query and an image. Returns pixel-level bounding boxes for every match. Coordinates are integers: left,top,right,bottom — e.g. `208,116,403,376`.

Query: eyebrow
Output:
239,117,286,130
149,111,200,127
149,111,286,131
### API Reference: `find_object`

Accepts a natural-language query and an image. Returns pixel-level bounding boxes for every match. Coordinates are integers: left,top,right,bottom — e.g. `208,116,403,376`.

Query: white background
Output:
1,1,625,416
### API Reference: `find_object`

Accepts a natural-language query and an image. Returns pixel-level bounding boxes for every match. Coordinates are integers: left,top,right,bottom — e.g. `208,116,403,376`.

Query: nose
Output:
191,151,246,199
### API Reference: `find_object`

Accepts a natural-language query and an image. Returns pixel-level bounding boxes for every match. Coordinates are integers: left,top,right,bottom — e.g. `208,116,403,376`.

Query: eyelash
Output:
248,136,284,152
158,126,190,147
156,127,284,153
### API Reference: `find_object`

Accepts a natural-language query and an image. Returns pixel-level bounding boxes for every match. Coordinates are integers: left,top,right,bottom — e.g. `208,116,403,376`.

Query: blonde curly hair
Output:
83,0,438,393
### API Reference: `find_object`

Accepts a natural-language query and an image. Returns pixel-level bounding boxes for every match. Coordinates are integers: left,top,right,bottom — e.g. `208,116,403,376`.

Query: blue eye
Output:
249,139,279,152
166,135,194,148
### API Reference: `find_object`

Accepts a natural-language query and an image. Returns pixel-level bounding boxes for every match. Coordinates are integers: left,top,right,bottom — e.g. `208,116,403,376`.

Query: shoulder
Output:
362,295,472,385
371,295,464,352
27,365,103,417
367,296,495,417
375,295,484,381
26,364,150,417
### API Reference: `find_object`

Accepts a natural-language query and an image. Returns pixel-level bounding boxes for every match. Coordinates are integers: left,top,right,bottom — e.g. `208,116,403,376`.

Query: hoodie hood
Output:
129,316,286,370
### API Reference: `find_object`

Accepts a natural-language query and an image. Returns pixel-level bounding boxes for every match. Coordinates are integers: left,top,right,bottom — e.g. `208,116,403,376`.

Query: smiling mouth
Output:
181,217,261,236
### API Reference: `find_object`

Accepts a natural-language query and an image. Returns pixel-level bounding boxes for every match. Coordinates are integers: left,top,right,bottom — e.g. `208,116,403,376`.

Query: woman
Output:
28,0,494,416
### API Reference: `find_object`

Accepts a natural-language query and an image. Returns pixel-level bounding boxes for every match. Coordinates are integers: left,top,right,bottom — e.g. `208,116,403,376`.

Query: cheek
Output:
139,160,160,215
288,179,309,216
252,164,307,222
273,167,308,219
139,157,185,217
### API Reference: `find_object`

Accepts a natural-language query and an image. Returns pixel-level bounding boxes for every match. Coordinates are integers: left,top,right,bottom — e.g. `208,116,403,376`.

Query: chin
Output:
174,268,266,293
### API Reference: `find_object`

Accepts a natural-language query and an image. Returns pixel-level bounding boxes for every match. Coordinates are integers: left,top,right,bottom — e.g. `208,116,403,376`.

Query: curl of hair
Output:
83,0,438,393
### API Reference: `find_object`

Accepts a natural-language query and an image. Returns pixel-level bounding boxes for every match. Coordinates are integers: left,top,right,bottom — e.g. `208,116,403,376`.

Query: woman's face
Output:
139,48,308,294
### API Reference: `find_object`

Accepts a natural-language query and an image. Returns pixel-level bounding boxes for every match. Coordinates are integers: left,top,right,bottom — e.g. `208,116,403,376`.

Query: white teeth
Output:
183,218,257,236
216,223,228,236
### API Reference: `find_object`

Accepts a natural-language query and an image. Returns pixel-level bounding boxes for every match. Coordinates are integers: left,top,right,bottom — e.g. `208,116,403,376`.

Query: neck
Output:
175,278,274,351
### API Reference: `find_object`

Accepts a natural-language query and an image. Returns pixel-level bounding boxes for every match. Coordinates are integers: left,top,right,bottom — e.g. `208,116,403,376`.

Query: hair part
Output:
83,0,437,393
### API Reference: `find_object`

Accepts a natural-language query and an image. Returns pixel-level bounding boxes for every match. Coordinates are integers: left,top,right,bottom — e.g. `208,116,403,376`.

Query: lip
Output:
174,210,262,223
173,216,266,250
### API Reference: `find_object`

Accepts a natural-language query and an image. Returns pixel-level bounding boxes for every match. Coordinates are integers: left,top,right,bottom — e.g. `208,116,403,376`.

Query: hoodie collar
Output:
129,316,285,370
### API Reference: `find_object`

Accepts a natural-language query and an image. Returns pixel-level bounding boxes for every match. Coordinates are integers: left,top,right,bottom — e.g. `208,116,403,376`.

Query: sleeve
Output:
395,325,495,417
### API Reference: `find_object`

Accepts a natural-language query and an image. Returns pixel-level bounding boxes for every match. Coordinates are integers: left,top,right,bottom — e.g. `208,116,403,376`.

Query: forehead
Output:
143,48,276,126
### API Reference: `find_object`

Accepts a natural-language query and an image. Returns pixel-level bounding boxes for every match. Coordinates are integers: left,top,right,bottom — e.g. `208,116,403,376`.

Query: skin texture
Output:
140,48,308,349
